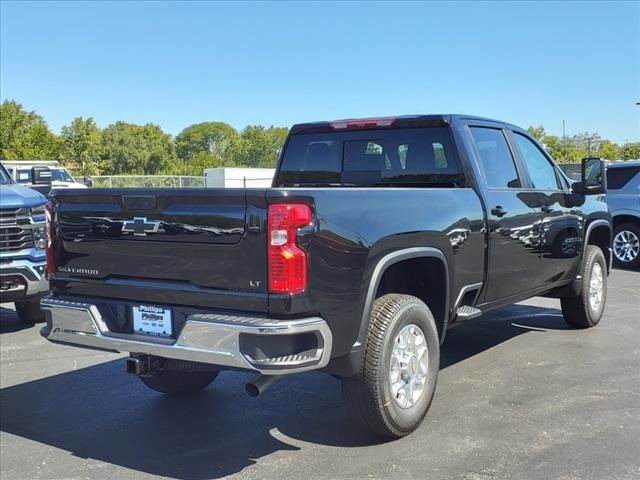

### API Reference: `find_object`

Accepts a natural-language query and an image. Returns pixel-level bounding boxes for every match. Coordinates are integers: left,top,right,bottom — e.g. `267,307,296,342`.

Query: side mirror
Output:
573,158,606,195
31,166,52,185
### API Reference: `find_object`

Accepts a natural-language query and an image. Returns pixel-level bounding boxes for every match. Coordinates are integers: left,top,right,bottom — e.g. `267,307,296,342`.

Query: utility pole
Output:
562,120,566,162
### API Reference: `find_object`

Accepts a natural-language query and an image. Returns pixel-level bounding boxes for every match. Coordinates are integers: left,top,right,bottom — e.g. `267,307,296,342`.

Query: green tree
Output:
59,117,102,176
527,125,546,142
540,135,565,162
227,125,289,167
571,132,602,156
0,100,58,159
620,142,640,160
594,140,620,160
101,122,177,175
175,122,238,162
265,126,289,158
186,150,226,173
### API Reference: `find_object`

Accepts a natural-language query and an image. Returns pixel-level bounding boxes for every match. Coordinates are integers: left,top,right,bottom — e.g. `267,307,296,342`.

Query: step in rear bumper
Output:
40,296,333,375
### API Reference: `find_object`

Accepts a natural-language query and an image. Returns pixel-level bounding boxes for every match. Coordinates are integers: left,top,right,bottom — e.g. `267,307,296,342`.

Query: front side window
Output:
344,140,388,172
398,144,409,169
433,143,448,168
470,127,521,189
511,133,560,190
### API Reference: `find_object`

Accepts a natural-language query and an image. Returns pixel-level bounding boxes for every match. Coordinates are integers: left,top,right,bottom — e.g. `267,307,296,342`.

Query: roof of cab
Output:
289,114,522,134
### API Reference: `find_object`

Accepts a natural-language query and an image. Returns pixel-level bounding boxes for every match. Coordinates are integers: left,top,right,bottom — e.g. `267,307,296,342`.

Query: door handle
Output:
541,205,554,213
491,206,508,217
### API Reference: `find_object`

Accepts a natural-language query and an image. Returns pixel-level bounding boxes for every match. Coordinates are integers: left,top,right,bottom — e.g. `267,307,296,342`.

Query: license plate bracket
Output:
132,305,173,337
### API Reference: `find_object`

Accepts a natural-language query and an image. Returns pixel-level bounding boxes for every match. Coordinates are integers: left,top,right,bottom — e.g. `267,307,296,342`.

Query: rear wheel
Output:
14,299,46,324
612,223,640,269
138,366,219,396
561,245,607,329
342,294,440,438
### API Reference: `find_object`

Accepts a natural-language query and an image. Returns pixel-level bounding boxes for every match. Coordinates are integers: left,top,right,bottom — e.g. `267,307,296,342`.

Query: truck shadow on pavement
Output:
0,306,33,334
0,303,568,480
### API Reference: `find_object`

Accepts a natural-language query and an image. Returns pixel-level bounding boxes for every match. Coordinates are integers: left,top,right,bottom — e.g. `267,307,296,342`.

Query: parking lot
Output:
0,268,638,480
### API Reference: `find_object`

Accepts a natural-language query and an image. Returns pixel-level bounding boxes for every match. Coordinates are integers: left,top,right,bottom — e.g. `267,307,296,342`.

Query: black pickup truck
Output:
41,115,612,438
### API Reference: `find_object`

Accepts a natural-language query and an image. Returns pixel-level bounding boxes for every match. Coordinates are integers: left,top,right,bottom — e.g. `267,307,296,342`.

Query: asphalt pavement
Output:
1,268,638,480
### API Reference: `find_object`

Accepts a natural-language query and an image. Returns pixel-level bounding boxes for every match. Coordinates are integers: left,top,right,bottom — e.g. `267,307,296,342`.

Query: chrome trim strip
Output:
0,247,46,261
20,221,46,230
41,297,333,375
1,284,26,293
0,258,48,296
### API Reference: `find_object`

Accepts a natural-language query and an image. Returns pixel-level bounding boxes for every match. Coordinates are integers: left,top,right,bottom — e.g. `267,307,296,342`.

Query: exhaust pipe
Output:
245,374,278,397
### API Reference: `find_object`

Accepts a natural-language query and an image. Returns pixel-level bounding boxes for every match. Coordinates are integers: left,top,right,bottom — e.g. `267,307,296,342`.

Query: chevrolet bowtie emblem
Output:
122,217,161,236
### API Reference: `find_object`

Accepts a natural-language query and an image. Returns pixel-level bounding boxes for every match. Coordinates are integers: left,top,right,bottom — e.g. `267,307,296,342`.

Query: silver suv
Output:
0,163,49,323
607,160,640,269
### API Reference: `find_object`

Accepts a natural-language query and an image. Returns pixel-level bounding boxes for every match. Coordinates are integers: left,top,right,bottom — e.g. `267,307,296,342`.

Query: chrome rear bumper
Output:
41,296,333,375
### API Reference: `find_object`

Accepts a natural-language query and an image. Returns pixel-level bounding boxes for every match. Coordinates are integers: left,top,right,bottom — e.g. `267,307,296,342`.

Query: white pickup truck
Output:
3,160,87,194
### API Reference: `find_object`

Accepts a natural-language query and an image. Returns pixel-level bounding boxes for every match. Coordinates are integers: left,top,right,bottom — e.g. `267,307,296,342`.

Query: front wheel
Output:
342,294,440,438
561,245,607,329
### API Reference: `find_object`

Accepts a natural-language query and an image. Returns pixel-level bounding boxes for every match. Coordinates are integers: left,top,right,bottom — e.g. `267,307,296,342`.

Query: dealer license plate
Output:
132,305,173,337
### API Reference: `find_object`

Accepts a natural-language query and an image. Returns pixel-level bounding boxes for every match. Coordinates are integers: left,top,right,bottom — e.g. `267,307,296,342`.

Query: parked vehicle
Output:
606,160,640,268
0,163,50,323
40,115,611,438
559,163,582,181
205,167,275,188
3,160,87,194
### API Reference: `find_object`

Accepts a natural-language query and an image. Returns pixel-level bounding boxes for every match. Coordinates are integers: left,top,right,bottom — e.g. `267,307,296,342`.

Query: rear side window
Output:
470,127,521,189
276,127,463,187
607,166,640,190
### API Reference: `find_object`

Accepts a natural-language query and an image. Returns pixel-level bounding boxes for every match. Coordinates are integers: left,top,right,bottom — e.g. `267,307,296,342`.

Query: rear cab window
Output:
275,127,464,187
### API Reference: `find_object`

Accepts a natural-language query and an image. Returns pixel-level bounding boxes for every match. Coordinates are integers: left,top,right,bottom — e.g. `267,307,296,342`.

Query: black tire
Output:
561,245,607,329
139,368,219,396
14,299,46,324
612,223,640,269
342,294,440,438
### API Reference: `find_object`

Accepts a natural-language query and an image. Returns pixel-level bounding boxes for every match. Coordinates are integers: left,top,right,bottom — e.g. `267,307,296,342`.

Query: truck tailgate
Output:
50,188,269,310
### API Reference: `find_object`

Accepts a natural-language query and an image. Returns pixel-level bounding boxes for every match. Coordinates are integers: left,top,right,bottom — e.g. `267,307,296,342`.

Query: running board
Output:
456,305,482,321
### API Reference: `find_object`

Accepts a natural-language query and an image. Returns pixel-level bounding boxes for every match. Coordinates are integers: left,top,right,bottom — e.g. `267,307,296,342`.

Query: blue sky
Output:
1,1,639,143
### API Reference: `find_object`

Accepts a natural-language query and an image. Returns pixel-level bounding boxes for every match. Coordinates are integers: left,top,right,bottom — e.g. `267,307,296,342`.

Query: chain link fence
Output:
90,176,205,188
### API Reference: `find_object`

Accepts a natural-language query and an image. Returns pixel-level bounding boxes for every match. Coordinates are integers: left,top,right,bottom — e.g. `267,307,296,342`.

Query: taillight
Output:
268,203,312,294
45,200,56,275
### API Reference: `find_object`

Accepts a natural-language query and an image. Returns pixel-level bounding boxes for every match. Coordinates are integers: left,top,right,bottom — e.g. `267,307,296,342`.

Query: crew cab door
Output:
468,126,541,302
506,130,583,286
